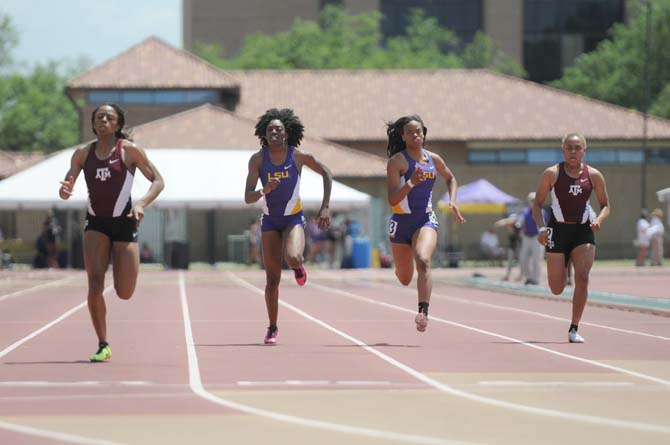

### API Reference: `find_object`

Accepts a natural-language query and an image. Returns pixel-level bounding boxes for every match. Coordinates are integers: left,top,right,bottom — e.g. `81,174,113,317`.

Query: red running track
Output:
0,267,668,445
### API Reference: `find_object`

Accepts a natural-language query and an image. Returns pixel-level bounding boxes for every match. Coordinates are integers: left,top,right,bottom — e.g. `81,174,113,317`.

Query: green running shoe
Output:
89,344,112,362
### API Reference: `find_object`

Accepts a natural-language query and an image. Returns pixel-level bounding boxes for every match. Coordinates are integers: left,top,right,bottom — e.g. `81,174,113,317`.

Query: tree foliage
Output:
0,14,18,69
550,0,670,118
0,62,79,152
195,6,525,75
0,13,83,153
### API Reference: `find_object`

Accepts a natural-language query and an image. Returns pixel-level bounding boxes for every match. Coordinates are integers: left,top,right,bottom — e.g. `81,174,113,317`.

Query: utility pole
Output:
641,0,652,209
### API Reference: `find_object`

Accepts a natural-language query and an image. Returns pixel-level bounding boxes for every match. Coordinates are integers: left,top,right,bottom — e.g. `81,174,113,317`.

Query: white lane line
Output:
312,282,670,387
228,274,670,434
237,380,391,387
0,381,150,388
477,381,634,388
0,276,76,303
0,420,121,445
179,271,463,445
1,392,193,403
0,286,113,360
411,282,670,341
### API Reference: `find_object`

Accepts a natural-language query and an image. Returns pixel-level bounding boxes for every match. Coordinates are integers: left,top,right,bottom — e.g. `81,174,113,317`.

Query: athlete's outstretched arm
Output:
245,151,279,204
589,167,610,232
296,150,332,229
125,141,165,223
59,147,88,200
431,152,465,224
533,165,558,246
387,154,425,207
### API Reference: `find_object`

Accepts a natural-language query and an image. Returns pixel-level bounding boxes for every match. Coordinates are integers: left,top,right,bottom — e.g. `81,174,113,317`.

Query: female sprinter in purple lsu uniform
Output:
532,133,610,343
386,115,465,332
245,108,332,345
59,103,164,361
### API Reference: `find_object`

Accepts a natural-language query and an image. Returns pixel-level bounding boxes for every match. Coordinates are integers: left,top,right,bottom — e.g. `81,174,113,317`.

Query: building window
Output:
88,89,220,105
381,0,482,48
468,147,650,164
468,150,498,163
523,0,624,83
647,149,670,164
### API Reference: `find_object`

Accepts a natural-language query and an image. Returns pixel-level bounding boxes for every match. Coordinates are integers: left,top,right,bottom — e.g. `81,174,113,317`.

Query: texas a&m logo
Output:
96,167,111,181
568,184,582,196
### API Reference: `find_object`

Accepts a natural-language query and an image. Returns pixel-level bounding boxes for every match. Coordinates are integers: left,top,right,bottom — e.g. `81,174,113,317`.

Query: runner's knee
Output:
115,284,134,300
396,269,412,286
414,255,431,274
265,271,281,288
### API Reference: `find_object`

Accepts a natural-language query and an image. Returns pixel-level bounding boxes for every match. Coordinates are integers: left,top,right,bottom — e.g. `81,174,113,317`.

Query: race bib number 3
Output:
389,220,398,237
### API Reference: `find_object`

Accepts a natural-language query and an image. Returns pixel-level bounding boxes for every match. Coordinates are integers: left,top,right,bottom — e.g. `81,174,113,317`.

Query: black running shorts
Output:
544,217,595,263
84,212,138,243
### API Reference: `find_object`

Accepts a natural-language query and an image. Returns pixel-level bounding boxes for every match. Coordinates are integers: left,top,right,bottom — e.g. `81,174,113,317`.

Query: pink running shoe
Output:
264,326,278,345
415,313,428,332
294,264,307,286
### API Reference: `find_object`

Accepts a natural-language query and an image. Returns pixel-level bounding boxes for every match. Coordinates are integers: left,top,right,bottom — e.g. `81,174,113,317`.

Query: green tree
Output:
0,14,18,69
650,83,670,118
462,32,526,77
195,5,524,75
379,9,462,69
550,0,670,118
0,62,79,152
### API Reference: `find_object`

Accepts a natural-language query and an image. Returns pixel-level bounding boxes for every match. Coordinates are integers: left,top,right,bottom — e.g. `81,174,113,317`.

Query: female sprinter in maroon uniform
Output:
532,133,610,343
59,103,164,361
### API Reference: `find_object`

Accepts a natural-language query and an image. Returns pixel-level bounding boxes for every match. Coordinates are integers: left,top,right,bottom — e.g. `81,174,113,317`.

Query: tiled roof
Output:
66,37,238,90
128,104,386,178
0,151,47,179
230,69,670,142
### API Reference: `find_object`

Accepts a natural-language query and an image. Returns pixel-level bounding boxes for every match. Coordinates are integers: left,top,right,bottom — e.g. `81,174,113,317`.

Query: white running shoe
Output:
415,313,428,332
568,330,584,343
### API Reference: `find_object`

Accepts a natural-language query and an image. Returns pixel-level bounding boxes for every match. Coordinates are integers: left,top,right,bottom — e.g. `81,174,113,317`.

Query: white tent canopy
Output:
0,149,371,210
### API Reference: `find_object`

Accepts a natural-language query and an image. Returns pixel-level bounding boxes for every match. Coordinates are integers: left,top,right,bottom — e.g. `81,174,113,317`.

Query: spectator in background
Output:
636,209,650,266
649,208,665,266
140,243,155,263
306,215,329,266
517,192,542,285
33,216,59,269
248,218,261,266
480,226,504,265
327,212,346,268
495,213,521,281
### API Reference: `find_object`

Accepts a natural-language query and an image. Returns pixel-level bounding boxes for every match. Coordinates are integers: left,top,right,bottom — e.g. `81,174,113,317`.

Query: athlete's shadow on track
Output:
324,343,420,348
196,343,420,348
494,341,568,345
3,360,91,365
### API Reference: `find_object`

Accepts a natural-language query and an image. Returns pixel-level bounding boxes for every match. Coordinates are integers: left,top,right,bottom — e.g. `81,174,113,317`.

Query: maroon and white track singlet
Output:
550,162,592,223
83,139,134,217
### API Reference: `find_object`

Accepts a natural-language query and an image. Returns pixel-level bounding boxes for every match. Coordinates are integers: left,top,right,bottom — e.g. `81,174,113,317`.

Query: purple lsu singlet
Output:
260,146,302,216
391,149,437,214
83,139,134,217
550,162,593,223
